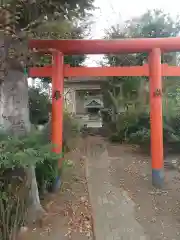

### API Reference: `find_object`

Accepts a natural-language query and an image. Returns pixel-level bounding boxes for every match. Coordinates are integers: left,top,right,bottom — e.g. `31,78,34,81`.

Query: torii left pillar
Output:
52,51,64,174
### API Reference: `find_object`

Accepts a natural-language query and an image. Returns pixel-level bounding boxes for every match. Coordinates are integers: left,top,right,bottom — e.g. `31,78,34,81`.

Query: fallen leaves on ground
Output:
65,196,92,238
19,145,94,240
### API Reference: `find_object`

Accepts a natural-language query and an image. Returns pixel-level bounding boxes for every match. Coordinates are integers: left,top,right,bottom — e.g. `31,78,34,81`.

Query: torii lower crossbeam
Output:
29,64,180,77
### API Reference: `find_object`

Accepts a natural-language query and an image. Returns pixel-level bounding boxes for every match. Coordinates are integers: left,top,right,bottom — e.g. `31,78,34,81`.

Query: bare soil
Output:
19,140,94,240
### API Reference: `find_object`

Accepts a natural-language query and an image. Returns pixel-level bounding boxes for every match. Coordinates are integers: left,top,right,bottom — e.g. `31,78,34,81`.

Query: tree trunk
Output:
26,166,45,223
0,69,45,223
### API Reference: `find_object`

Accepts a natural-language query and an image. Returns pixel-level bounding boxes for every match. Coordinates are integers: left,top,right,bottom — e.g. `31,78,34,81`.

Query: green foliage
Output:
0,0,94,80
35,158,73,195
36,115,79,193
109,111,149,143
41,110,80,151
109,103,180,154
35,111,79,193
0,131,61,169
0,172,28,240
1,0,95,34
63,110,80,135
35,157,59,194
102,9,180,155
0,130,62,239
129,128,150,145
103,9,180,103
0,110,78,238
126,9,180,38
29,86,51,125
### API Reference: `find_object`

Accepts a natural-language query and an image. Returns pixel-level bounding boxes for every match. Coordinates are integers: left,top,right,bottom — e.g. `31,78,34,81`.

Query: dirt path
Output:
19,140,94,240
84,136,148,239
107,142,180,239
80,136,180,239
19,136,180,239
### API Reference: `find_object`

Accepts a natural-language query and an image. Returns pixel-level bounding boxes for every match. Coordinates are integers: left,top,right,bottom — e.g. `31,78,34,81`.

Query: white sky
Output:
85,0,180,66
92,0,180,38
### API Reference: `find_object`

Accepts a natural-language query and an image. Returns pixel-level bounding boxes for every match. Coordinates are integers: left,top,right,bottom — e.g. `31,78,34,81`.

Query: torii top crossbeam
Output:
29,37,180,54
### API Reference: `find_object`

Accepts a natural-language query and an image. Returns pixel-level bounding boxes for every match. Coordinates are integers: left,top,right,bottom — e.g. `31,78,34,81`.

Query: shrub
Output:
35,111,80,194
0,131,61,239
108,109,180,155
129,128,150,145
41,111,80,152
63,111,80,151
0,115,77,239
29,87,51,125
0,171,28,240
109,112,149,143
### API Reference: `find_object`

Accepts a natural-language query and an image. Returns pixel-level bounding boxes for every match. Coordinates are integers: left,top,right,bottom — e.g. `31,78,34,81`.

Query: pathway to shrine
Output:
20,136,180,239
84,136,180,240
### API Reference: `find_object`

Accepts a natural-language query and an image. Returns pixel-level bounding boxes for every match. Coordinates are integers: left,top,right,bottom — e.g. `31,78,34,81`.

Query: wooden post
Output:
52,51,64,169
149,48,164,188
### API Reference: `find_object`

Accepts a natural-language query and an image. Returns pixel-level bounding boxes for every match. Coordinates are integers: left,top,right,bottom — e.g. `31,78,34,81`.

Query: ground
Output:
20,136,180,239
19,139,94,240
107,142,180,239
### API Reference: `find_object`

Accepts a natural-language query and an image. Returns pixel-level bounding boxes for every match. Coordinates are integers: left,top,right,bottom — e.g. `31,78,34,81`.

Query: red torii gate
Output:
29,37,180,188
30,63,180,77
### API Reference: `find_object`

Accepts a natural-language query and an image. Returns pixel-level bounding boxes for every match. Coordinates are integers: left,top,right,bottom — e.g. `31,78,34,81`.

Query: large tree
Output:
102,9,180,127
0,0,95,223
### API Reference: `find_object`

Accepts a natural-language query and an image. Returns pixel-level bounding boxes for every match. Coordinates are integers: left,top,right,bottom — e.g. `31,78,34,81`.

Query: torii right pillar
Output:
149,48,164,188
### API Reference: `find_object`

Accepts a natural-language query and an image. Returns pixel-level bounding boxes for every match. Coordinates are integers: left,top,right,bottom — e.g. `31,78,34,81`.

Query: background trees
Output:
101,10,180,148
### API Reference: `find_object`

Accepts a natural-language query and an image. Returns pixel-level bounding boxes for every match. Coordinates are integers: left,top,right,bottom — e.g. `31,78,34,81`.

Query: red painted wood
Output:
29,37,180,54
29,64,180,78
149,49,163,170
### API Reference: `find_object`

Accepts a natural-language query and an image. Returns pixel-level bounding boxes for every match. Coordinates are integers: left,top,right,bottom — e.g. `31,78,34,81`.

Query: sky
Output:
92,0,180,38
85,0,180,66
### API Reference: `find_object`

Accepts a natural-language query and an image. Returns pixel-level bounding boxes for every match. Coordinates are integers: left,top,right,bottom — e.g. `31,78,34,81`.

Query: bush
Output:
63,111,80,151
0,131,61,239
35,111,80,194
108,109,180,155
0,170,28,240
0,131,61,169
0,112,78,239
35,156,72,196
109,112,149,143
41,111,80,152
29,87,51,126
129,128,150,145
